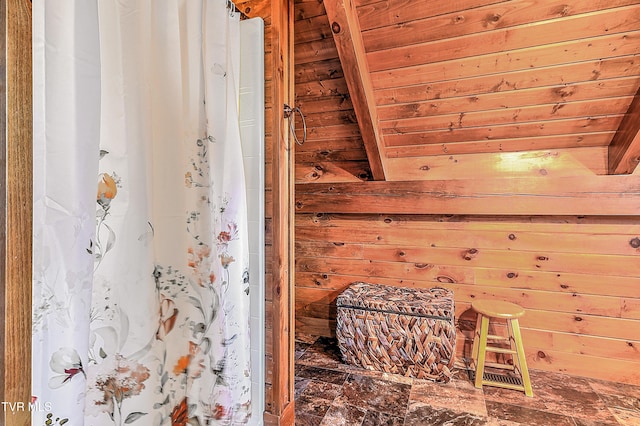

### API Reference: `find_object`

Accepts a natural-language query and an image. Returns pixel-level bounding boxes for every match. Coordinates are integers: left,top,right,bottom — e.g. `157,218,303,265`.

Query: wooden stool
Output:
471,299,533,397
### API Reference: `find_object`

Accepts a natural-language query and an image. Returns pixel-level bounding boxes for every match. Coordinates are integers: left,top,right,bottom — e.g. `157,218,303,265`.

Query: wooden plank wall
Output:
293,1,640,386
294,0,371,184
295,212,640,385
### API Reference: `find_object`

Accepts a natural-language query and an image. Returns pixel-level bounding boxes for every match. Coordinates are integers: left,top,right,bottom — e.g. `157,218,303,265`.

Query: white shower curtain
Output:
32,1,252,424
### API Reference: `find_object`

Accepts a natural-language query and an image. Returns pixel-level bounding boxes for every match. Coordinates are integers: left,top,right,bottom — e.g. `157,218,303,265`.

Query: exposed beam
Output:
608,86,640,174
296,176,640,216
323,0,386,181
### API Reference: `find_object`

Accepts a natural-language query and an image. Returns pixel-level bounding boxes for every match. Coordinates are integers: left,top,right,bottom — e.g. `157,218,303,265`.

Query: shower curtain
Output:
32,1,252,424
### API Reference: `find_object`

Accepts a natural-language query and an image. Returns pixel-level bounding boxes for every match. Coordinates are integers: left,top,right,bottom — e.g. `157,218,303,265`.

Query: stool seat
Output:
471,300,525,319
470,299,533,397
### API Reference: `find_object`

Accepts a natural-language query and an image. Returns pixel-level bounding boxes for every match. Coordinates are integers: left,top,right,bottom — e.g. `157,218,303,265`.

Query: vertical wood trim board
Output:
2,1,33,425
238,0,296,422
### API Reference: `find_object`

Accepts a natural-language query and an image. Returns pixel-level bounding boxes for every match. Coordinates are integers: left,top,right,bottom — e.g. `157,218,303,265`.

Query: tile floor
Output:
294,335,640,426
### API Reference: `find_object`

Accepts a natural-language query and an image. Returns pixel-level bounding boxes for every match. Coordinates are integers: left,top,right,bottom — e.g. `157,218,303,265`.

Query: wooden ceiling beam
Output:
296,176,640,216
323,0,386,180
608,86,640,174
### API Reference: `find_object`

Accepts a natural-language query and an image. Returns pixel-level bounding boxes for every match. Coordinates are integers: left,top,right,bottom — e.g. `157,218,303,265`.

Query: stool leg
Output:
510,319,533,397
471,313,482,364
474,315,490,390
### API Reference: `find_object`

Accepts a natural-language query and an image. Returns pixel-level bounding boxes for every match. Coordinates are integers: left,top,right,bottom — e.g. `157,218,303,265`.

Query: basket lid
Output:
336,282,454,319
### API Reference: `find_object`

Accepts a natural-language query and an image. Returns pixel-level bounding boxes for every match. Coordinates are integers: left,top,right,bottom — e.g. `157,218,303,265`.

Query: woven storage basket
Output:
336,282,456,382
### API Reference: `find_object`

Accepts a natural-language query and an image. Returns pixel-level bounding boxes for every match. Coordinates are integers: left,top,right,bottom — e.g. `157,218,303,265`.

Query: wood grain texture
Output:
296,176,640,215
294,0,640,180
294,213,640,384
269,0,295,422
240,0,295,423
323,0,386,180
361,0,640,52
608,86,640,174
2,0,32,425
366,6,640,72
383,147,608,180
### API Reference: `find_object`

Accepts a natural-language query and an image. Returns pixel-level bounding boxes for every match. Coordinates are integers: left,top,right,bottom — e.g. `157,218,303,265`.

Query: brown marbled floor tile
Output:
405,401,487,425
410,376,487,418
599,392,640,413
296,377,312,398
335,374,412,418
295,412,325,426
320,399,367,426
589,378,640,425
589,379,640,400
528,371,618,424
300,379,343,401
297,336,344,369
338,363,415,386
485,401,574,426
295,395,334,418
296,365,349,385
484,418,521,426
361,410,405,426
296,341,312,359
572,416,621,426
608,406,640,426
482,368,618,424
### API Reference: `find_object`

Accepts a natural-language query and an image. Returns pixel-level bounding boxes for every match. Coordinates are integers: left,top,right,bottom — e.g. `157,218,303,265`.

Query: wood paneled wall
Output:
295,212,640,385
294,0,371,184
293,0,640,387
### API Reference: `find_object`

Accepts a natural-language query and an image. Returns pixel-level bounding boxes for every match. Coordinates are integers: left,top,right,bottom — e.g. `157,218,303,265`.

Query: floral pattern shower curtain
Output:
32,1,251,424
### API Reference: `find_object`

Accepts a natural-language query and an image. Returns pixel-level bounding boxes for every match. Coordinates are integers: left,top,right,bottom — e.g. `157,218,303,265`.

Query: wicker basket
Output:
336,282,456,382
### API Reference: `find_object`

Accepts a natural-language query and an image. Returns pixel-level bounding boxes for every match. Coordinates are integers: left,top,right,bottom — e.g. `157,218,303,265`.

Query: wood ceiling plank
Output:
356,0,508,30
384,115,624,147
608,87,640,174
375,56,640,106
378,77,640,121
362,0,640,52
371,31,640,90
295,176,640,216
383,147,608,181
381,97,634,134
323,0,386,180
366,5,640,72
385,133,615,157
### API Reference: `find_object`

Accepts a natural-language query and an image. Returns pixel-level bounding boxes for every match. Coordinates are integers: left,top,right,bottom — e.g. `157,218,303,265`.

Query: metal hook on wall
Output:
284,104,307,146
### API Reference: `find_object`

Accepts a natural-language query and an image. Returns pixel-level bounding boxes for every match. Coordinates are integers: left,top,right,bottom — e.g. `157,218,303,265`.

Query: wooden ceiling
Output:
294,0,640,181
